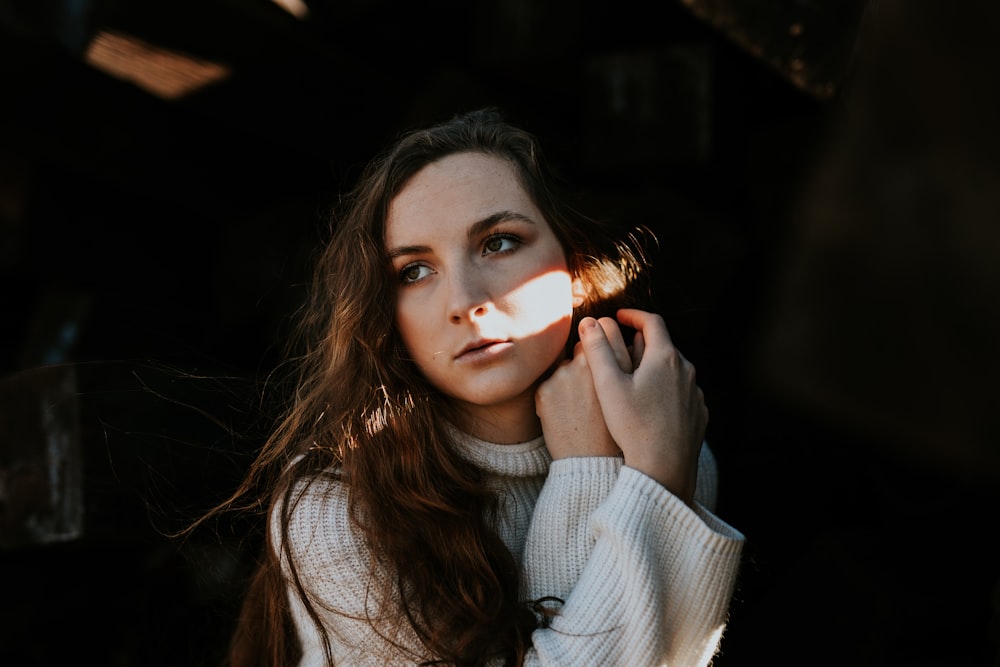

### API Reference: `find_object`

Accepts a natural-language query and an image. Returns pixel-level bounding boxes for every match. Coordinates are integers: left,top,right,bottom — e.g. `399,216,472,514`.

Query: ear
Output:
571,277,586,308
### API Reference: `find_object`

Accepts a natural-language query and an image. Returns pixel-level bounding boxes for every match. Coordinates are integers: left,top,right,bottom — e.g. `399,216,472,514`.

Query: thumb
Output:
578,317,628,394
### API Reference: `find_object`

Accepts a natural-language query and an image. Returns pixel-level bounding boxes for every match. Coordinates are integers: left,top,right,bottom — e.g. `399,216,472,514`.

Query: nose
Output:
447,267,491,324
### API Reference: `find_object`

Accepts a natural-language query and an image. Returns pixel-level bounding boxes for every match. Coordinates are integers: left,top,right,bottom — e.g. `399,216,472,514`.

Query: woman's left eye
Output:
483,234,521,255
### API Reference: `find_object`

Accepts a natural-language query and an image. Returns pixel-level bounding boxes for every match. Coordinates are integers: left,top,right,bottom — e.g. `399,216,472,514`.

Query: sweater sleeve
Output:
521,455,622,601
523,442,728,602
521,446,744,666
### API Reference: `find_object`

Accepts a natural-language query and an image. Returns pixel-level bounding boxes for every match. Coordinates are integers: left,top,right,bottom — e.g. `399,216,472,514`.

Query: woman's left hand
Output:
578,309,707,504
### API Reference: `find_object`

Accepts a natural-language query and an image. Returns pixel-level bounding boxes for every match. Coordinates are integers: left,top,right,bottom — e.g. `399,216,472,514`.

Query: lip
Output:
455,338,513,362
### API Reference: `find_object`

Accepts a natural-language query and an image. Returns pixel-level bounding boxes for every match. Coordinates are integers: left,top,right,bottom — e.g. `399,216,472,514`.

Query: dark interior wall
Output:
2,1,999,665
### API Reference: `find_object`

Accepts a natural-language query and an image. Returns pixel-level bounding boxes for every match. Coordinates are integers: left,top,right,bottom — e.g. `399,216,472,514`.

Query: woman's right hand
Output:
535,319,633,460
578,309,707,505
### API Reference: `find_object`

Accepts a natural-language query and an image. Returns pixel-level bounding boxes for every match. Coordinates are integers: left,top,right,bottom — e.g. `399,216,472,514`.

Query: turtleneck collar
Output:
444,422,551,478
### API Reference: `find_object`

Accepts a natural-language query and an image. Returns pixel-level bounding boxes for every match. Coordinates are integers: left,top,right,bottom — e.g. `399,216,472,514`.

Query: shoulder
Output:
270,469,363,575
269,469,398,640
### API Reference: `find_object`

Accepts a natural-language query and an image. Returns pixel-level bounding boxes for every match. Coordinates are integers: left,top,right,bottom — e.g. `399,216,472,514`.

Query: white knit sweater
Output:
276,428,744,666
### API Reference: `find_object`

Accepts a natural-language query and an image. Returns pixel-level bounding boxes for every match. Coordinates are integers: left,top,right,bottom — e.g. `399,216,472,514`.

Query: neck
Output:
450,392,542,444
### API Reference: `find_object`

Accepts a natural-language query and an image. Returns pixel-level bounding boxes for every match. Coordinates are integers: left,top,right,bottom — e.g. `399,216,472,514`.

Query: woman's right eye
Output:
401,264,433,284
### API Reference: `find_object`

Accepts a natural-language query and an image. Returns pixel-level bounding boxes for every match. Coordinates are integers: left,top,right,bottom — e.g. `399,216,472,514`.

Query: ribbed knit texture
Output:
275,430,744,666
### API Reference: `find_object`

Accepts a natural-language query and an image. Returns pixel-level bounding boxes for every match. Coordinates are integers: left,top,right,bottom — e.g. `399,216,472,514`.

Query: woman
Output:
210,107,744,666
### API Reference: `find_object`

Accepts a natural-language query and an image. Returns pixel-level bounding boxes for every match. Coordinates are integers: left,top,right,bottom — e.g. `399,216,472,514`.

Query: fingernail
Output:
579,317,597,331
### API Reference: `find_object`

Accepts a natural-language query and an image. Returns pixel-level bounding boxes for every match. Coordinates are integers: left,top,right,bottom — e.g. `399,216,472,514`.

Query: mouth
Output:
455,338,512,361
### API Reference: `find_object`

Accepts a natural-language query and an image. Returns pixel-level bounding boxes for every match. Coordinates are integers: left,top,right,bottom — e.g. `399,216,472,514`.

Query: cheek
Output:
394,300,427,359
395,299,454,380
504,269,575,336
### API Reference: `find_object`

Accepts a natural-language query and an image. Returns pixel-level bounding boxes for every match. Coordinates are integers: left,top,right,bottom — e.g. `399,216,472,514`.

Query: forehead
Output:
385,152,536,244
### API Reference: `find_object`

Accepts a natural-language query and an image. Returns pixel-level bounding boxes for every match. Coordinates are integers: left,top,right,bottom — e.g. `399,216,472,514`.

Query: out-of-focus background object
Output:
0,364,83,549
2,1,998,665
756,0,1000,486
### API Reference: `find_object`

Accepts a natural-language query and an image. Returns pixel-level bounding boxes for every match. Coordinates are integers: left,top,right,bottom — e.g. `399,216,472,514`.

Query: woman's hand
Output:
535,318,633,460
579,309,707,505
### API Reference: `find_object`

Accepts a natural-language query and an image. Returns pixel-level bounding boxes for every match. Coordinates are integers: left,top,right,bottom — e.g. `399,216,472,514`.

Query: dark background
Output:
2,1,999,665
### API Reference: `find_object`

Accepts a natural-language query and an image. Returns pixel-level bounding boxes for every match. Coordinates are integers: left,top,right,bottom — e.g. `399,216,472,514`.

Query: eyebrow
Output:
386,210,536,260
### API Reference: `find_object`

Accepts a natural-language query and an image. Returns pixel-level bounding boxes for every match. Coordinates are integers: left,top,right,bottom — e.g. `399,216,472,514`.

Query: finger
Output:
578,317,628,392
630,330,645,369
597,317,632,372
616,308,673,350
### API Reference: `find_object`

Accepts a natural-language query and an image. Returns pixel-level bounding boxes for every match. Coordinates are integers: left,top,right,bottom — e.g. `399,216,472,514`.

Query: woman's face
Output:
386,152,579,439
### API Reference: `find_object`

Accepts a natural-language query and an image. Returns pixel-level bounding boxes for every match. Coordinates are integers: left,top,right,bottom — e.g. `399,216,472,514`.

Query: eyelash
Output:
397,232,524,285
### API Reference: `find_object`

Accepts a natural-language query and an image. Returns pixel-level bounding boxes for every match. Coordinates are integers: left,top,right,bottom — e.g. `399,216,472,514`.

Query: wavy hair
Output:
198,107,656,666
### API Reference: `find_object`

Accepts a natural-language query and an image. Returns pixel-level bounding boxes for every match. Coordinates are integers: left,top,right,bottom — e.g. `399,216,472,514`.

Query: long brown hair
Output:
197,107,655,666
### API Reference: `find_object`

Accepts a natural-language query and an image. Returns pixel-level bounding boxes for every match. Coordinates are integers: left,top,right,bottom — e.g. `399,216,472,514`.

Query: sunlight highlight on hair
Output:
583,257,631,303
578,230,655,309
363,386,416,437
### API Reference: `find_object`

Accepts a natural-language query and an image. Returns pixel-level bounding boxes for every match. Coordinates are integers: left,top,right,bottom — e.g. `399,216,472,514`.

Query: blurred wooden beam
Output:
678,0,869,100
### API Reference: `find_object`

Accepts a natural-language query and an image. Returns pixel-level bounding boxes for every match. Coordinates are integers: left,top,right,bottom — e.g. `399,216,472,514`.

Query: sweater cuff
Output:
610,466,745,545
536,456,623,533
547,455,623,479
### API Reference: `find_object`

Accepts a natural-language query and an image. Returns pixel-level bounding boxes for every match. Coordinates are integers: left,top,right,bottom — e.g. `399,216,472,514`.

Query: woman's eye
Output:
401,264,433,283
483,234,520,255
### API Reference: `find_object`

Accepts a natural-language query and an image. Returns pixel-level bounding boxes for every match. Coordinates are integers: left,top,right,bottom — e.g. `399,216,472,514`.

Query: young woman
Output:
209,107,744,666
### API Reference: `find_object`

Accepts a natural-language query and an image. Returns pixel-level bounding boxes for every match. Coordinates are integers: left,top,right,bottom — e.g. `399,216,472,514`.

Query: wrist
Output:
623,453,697,505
